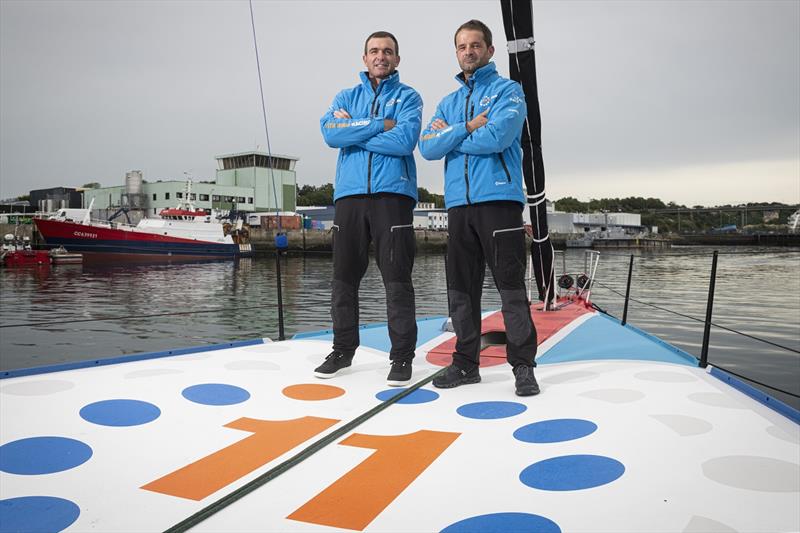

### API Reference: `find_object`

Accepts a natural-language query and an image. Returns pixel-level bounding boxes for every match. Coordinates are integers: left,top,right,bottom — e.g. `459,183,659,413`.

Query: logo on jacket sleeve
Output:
479,95,498,107
421,126,453,141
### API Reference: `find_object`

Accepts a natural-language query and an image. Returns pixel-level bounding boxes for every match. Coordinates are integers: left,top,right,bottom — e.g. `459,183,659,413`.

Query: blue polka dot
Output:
80,399,161,427
457,401,527,419
182,383,250,405
375,388,440,404
0,437,92,475
514,419,597,443
0,496,80,532
520,454,625,491
441,512,561,533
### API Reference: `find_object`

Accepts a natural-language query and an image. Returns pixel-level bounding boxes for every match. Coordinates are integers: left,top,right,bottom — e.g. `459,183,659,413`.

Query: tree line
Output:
297,184,445,208
298,187,795,233
554,196,796,233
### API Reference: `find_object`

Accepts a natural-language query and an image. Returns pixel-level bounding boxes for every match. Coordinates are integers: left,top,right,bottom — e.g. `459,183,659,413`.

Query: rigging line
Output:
163,367,447,533
590,302,617,319
593,281,800,354
248,0,280,221
710,363,800,399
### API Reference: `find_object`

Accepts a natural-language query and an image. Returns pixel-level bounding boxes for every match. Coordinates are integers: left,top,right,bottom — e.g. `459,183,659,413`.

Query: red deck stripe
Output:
426,299,593,367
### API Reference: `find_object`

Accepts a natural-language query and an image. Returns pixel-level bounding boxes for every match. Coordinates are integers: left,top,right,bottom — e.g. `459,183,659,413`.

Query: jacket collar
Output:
359,70,400,92
455,61,498,89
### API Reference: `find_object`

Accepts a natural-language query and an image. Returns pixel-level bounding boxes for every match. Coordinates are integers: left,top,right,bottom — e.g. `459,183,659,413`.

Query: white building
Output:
83,152,299,219
545,212,641,235
413,206,448,230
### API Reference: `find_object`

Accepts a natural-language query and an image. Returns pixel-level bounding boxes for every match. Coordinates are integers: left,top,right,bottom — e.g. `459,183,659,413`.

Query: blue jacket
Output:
320,71,422,202
419,62,526,209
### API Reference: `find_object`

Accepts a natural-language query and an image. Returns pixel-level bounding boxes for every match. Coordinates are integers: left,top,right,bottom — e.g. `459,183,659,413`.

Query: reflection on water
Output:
1,247,798,408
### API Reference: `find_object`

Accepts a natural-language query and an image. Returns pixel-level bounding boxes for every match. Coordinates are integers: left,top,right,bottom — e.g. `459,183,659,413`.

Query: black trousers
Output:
331,193,417,361
447,201,537,370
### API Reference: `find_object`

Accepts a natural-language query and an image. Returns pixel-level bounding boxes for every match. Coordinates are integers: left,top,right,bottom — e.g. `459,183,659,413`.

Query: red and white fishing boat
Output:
34,183,253,262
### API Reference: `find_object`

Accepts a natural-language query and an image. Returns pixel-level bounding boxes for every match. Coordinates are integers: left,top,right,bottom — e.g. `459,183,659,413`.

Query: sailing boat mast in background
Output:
500,0,556,309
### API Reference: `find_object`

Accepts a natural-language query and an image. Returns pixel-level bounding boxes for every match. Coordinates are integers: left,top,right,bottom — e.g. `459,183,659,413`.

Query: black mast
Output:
500,0,555,308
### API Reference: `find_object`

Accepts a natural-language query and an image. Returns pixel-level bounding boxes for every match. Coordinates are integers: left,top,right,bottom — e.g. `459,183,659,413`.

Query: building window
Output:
198,194,208,201
152,193,157,201
219,154,293,170
153,208,157,214
212,195,220,202
177,192,183,199
226,196,234,202
190,193,196,200
165,192,170,200
247,197,253,204
237,196,246,203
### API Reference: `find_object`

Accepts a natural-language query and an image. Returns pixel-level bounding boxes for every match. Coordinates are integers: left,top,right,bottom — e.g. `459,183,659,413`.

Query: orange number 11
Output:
143,416,460,531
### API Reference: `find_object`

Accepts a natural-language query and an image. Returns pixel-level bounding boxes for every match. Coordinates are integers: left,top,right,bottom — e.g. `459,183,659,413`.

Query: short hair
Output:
363,31,399,55
454,19,493,48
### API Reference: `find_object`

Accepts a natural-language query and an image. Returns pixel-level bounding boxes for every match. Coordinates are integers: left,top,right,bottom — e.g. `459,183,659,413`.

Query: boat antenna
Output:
248,0,281,229
248,0,286,343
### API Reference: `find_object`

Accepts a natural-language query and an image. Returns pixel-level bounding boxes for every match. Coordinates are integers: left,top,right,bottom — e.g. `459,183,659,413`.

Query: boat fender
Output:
275,232,289,250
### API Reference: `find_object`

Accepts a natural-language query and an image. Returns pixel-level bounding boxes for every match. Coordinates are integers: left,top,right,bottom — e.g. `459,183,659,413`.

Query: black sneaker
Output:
513,365,540,396
432,364,481,389
387,360,412,387
314,351,354,379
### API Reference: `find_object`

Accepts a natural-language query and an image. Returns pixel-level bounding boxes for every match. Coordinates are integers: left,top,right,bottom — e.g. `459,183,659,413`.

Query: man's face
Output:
455,29,494,75
363,37,400,81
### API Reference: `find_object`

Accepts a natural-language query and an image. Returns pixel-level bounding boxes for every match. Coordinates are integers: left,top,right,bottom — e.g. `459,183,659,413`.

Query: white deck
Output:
1,315,798,532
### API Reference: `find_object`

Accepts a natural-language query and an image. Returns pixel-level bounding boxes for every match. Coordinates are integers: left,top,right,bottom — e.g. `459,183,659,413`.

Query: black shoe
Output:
432,364,481,389
387,360,412,387
314,351,354,379
513,365,540,396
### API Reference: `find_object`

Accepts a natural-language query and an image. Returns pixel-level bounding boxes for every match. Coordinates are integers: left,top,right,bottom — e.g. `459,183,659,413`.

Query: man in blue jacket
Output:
419,20,539,396
316,31,422,386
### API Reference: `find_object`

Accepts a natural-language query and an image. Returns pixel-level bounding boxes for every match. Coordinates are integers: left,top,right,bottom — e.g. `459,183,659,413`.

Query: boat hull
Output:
34,218,249,260
1,250,50,267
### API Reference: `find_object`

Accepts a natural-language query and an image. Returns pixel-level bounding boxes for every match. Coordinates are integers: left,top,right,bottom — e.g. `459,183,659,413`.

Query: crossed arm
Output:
320,91,422,156
419,85,526,160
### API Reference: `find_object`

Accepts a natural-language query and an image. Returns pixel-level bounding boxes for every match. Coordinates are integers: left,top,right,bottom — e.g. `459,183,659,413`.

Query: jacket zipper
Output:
498,153,512,183
463,84,474,204
367,84,384,195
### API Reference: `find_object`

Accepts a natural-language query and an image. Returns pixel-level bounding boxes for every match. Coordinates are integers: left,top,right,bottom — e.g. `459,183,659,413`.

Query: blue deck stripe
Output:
0,339,265,379
293,316,448,353
709,366,800,425
538,313,698,366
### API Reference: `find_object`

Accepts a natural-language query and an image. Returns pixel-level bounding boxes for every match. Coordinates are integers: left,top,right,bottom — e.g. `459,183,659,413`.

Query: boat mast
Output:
500,0,556,308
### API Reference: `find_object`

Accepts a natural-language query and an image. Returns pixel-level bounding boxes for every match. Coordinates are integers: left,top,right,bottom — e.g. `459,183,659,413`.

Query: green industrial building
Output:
83,151,298,216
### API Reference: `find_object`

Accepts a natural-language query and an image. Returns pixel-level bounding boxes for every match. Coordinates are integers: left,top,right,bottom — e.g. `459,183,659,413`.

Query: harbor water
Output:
1,246,798,409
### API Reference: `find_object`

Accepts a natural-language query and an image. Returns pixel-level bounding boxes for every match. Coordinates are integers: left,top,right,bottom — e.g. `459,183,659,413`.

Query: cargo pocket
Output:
491,226,526,284
330,224,340,253
389,224,415,274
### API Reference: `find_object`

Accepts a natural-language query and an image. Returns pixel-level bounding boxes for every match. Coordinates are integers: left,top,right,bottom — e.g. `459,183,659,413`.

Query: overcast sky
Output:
1,0,798,206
